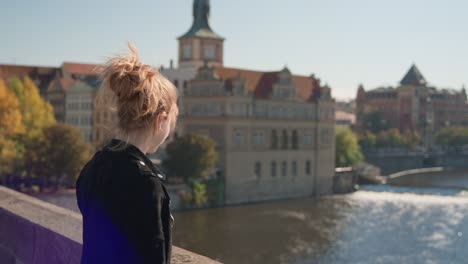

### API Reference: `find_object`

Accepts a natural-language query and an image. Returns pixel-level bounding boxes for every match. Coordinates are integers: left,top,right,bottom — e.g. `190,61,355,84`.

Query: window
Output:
233,129,243,146
253,130,265,146
271,130,278,149
281,161,287,177
306,160,311,176
281,130,288,150
173,80,179,88
292,130,299,149
255,162,262,178
292,161,297,177
204,46,215,60
303,132,313,145
183,45,192,60
271,161,277,177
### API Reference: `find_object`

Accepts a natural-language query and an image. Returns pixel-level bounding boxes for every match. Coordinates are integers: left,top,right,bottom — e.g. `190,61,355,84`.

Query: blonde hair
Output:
95,43,178,150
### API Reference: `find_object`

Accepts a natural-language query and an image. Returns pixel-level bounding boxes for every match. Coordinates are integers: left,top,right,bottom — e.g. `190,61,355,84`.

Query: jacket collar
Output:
105,139,168,182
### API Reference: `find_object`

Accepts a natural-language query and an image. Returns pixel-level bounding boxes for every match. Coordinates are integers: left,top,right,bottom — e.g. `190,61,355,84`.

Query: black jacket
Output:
76,139,173,264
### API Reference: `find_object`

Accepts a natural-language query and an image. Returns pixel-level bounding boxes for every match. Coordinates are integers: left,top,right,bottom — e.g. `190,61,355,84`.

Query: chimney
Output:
170,60,174,69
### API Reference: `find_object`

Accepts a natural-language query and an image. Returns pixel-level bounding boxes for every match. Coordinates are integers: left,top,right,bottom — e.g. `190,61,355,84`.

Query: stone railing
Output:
0,186,221,264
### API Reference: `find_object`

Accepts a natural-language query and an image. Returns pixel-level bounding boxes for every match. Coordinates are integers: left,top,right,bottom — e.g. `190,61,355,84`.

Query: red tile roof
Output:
213,66,318,101
47,78,75,93
62,62,102,76
0,64,58,79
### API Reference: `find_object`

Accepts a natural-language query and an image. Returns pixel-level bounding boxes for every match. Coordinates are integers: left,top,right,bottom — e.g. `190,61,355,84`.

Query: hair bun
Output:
103,43,157,101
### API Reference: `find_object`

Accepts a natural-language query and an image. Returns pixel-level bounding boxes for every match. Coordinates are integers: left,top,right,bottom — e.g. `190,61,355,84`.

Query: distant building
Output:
356,64,468,146
179,0,336,204
65,80,99,143
43,63,100,142
335,100,356,114
0,63,101,142
0,64,59,96
335,111,356,128
160,0,226,137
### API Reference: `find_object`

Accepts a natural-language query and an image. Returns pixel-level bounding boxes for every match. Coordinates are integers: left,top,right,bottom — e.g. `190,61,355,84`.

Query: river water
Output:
172,185,468,264
34,185,468,264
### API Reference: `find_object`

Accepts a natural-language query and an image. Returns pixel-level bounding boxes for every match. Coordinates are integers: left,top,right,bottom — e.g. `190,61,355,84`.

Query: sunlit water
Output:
34,185,468,264
172,185,468,264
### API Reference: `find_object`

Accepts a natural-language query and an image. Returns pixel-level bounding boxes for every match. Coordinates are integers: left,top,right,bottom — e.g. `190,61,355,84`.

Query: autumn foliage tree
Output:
1,76,91,191
0,79,25,178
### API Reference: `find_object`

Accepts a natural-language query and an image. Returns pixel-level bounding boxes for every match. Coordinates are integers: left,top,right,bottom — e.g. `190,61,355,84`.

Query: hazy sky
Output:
1,0,467,99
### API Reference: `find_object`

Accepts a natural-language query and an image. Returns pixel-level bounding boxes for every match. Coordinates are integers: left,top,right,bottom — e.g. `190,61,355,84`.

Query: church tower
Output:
178,0,225,68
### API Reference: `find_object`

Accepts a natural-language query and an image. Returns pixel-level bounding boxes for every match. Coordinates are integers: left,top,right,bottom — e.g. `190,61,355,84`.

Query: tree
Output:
24,124,92,189
436,127,468,149
358,130,376,150
22,77,55,138
361,110,390,134
376,128,405,148
402,130,420,148
0,79,24,177
335,127,364,167
163,134,218,181
192,182,208,207
3,77,56,179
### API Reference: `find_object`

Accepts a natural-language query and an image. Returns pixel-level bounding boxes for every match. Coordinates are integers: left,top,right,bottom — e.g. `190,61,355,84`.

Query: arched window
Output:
292,130,299,150
271,130,278,149
281,130,288,150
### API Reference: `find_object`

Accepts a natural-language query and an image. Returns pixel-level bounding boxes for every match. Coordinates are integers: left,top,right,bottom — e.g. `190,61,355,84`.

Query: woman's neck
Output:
114,132,151,154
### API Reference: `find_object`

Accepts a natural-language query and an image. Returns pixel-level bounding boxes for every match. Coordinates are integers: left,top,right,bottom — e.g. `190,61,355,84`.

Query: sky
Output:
1,0,467,100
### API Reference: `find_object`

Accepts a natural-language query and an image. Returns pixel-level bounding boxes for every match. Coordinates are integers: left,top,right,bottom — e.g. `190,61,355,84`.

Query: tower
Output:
178,0,225,68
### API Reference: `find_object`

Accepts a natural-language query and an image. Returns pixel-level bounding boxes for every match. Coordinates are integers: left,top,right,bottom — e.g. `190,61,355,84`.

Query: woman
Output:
76,44,178,264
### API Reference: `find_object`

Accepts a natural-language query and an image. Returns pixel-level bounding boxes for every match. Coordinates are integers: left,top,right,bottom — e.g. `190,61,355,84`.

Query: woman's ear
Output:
155,112,168,131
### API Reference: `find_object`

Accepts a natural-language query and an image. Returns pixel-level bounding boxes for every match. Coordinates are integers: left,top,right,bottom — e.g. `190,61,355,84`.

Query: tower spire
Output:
179,0,224,40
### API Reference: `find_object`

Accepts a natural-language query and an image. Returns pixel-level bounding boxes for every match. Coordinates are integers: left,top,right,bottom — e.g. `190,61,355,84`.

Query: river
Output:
35,185,468,264
172,185,468,264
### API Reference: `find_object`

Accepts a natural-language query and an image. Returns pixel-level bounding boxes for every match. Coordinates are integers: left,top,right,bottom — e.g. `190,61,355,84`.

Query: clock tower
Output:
178,0,225,68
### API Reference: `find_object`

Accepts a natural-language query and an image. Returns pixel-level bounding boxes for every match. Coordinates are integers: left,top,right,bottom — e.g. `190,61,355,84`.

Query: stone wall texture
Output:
0,186,221,264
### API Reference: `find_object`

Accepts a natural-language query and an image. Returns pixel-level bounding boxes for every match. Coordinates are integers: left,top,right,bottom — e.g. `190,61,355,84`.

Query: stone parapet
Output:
0,186,221,264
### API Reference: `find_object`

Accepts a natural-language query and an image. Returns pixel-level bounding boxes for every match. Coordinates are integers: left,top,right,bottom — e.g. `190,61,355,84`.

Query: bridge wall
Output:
0,186,221,264
387,168,468,189
365,152,468,175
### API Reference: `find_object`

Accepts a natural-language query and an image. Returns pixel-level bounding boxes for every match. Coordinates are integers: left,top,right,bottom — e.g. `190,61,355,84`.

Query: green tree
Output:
376,128,405,148
358,130,376,150
163,134,218,181
436,127,468,149
361,110,389,134
402,130,421,148
192,182,208,207
335,127,364,167
24,124,92,189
